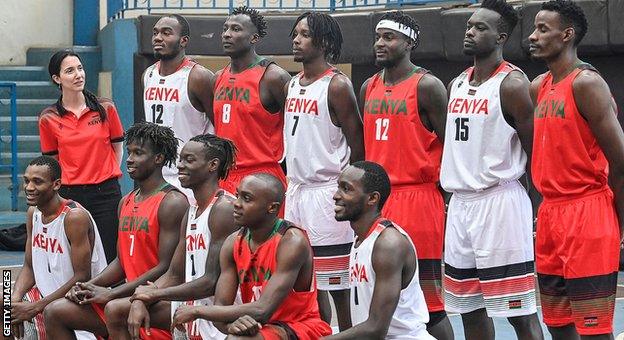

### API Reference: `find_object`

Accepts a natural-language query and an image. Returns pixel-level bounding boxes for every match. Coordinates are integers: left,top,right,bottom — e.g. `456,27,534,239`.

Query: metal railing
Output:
108,0,458,21
0,83,18,211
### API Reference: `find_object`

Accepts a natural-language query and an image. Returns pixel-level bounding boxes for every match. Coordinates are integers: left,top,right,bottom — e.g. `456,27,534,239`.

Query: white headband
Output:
375,19,419,42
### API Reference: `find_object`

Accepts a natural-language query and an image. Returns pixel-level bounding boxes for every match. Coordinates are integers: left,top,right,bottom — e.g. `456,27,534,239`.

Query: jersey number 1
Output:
150,104,164,124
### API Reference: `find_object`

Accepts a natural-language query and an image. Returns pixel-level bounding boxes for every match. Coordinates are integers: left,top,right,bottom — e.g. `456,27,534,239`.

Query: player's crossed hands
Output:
65,282,114,305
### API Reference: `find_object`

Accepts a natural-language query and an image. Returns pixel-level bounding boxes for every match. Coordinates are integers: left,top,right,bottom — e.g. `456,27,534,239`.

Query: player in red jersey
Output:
212,6,291,194
104,134,239,340
528,1,624,338
359,11,453,339
43,123,187,340
171,173,332,339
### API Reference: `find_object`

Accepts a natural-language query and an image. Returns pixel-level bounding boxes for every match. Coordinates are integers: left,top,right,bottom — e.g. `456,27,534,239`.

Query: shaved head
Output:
249,173,285,204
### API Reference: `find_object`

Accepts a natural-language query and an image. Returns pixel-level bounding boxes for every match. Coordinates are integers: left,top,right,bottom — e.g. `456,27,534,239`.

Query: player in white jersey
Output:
143,14,215,203
285,12,364,331
326,161,433,340
439,1,543,339
9,156,106,340
104,134,239,339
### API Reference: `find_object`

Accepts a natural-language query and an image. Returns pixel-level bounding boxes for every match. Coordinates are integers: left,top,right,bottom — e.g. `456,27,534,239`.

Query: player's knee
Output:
104,299,129,324
508,313,539,329
43,298,68,325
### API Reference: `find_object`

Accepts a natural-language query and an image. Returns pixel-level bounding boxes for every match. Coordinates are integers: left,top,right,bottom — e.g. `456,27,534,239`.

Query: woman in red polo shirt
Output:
38,50,124,263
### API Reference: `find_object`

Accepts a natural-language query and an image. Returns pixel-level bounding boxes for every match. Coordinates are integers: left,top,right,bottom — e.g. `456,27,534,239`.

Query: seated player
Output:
10,156,107,340
42,122,187,340
327,161,434,339
171,173,332,339
103,134,239,340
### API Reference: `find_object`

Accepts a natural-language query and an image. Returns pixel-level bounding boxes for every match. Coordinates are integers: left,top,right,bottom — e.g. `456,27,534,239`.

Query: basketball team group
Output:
8,0,624,339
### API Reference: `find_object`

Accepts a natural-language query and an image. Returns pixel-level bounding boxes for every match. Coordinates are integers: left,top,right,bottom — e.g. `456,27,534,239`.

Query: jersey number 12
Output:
375,118,389,141
150,104,164,124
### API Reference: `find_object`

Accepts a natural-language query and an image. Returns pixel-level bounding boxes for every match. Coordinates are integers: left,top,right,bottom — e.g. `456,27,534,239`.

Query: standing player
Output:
143,14,215,202
171,173,332,339
285,11,364,330
359,11,453,339
327,161,434,339
103,134,239,340
213,6,291,193
440,1,543,339
10,156,106,340
43,123,187,340
528,0,624,338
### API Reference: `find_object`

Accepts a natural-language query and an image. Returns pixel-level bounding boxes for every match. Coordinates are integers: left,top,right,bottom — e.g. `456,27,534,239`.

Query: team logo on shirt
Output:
364,98,408,115
144,87,180,102
285,97,318,115
118,216,150,232
32,233,64,253
238,266,272,284
534,99,566,119
350,262,369,283
448,97,489,115
186,233,207,251
214,86,250,103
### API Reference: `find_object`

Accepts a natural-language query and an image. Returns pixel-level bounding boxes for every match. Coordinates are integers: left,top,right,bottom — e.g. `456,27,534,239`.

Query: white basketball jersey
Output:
31,201,107,297
183,192,231,340
284,69,350,184
440,62,527,193
350,219,432,340
143,58,214,194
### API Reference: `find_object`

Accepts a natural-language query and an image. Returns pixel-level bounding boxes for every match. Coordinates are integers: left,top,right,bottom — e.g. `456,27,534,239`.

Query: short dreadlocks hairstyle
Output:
378,11,420,49
28,155,62,181
162,14,190,37
351,161,391,211
481,0,519,35
291,12,343,64
189,134,237,180
231,6,267,38
541,0,588,46
126,122,178,168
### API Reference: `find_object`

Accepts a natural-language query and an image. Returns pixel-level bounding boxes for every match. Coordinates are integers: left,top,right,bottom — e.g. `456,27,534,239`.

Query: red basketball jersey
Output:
118,184,176,280
213,59,284,170
233,220,331,339
363,68,442,186
532,65,610,199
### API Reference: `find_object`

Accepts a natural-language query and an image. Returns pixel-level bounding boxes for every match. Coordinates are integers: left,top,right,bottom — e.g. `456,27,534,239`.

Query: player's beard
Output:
155,41,182,60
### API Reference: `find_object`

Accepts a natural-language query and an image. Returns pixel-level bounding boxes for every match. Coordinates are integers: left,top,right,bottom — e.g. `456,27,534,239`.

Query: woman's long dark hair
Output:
48,49,107,121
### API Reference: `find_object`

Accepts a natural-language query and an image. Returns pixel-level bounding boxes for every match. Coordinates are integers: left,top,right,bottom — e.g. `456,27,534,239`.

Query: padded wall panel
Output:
441,8,473,61
137,15,228,56
256,15,299,55
335,13,375,64
608,0,624,52
520,0,610,56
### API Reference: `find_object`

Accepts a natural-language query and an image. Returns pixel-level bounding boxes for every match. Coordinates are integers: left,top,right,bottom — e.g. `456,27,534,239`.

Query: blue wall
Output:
74,0,100,46
99,19,138,194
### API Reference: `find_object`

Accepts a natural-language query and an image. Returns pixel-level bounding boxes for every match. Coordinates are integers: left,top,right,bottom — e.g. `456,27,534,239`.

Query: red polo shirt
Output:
38,98,124,185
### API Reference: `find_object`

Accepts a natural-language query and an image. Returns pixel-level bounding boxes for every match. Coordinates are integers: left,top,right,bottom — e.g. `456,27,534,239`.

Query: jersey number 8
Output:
222,104,231,124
